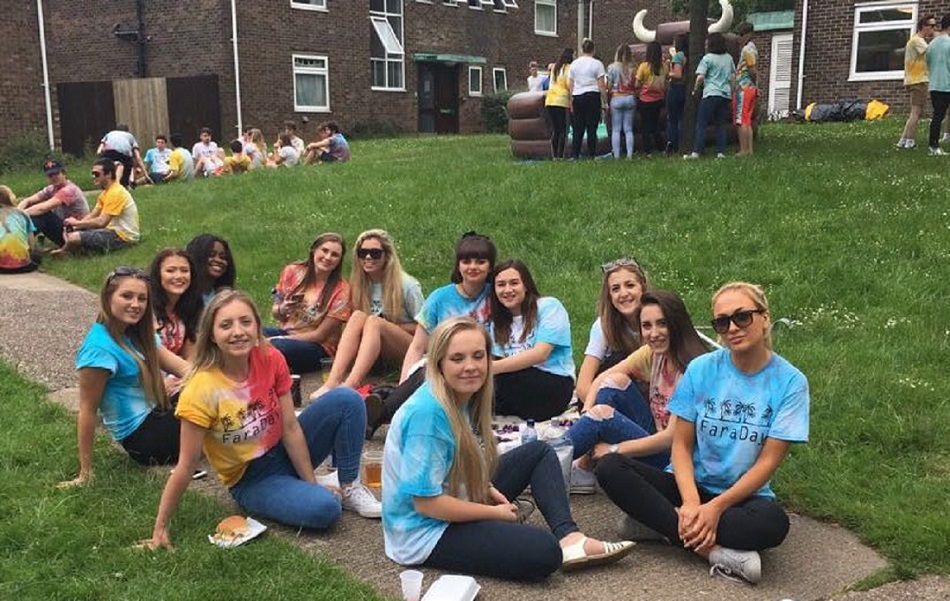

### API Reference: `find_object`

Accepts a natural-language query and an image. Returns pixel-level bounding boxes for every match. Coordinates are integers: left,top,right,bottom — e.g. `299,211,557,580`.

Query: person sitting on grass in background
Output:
0,185,41,273
139,290,381,550
185,233,236,304
382,317,634,581
222,139,251,174
244,128,268,169
567,290,707,494
56,159,139,256
315,229,423,398
192,127,225,177
304,121,350,164
575,258,649,402
57,266,190,488
16,157,89,249
596,282,810,585
266,233,352,375
166,133,195,182
284,120,307,156
268,133,300,168
489,259,575,421
143,135,172,184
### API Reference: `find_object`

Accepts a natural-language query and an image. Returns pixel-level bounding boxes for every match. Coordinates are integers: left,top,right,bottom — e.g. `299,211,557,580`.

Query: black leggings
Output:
571,91,602,158
595,454,790,551
638,100,664,154
494,367,573,421
930,91,949,148
547,105,569,158
120,410,180,466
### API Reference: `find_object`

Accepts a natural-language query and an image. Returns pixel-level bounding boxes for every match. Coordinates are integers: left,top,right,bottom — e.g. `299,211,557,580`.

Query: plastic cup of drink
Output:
290,374,302,407
320,357,333,383
399,569,424,601
362,450,383,490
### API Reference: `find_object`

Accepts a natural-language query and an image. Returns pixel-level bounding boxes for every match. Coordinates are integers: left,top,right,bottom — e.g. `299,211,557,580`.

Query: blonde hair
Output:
0,185,16,207
186,289,270,382
712,281,772,350
349,229,409,321
425,317,497,504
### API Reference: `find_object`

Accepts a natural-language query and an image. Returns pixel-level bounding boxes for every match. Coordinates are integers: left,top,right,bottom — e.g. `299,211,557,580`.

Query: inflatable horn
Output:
633,0,734,42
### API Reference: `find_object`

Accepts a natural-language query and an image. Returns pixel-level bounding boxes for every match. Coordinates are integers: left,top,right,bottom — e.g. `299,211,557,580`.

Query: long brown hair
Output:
634,290,708,373
425,317,497,504
291,233,347,316
598,260,649,354
349,229,409,320
98,268,168,410
489,259,540,347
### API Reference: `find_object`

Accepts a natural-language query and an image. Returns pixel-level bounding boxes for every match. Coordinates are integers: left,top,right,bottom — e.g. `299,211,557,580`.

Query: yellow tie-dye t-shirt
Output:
904,34,929,86
176,345,292,487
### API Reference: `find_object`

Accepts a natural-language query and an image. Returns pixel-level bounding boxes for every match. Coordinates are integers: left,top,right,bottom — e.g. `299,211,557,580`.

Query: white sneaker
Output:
896,138,908,148
929,146,946,156
315,468,340,489
905,139,917,149
342,482,382,518
684,152,700,160
569,463,597,495
716,152,727,159
941,133,950,143
708,547,762,584
616,514,667,542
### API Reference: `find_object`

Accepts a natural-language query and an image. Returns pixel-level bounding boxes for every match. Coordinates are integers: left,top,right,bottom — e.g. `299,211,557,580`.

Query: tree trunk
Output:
682,0,709,153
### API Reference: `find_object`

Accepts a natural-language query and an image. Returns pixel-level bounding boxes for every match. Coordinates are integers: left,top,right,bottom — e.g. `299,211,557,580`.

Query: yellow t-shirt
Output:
95,182,139,242
904,34,929,86
545,66,571,108
224,154,251,173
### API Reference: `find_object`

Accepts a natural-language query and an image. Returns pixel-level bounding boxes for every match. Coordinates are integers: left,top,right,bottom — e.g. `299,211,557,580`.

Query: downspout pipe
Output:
577,0,585,53
136,0,146,76
588,0,593,41
36,0,54,150
230,0,243,136
796,0,808,110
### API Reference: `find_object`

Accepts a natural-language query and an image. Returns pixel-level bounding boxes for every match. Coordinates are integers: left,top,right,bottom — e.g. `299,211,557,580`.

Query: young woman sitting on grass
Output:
150,248,203,362
595,282,810,584
575,258,649,402
567,290,707,493
58,267,190,488
266,233,352,375
185,233,236,304
315,229,423,397
489,259,574,421
368,231,496,437
382,317,634,581
140,290,380,550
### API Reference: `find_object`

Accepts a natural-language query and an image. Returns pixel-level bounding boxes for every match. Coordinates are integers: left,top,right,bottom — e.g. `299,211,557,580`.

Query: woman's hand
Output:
679,501,722,552
56,471,92,489
136,526,174,551
590,441,616,460
490,502,519,522
488,486,509,506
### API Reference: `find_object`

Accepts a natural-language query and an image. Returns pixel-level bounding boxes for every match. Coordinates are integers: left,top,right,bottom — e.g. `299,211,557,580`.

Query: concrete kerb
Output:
3,270,932,601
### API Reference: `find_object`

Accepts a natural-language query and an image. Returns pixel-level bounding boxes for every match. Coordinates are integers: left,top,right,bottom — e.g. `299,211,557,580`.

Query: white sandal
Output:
561,535,635,571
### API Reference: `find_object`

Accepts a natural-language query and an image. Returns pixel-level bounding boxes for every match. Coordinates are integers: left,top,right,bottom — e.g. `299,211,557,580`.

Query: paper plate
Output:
207,517,267,549
421,575,480,601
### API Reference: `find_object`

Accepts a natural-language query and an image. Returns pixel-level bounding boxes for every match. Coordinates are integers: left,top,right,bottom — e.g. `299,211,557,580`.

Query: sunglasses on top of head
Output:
108,266,150,282
710,309,764,334
358,247,385,260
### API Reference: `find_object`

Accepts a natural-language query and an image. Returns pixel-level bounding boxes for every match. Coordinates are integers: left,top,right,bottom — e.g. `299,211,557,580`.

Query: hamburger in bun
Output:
214,515,250,542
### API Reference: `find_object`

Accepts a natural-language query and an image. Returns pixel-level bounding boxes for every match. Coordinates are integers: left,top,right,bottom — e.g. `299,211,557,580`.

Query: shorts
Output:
733,87,757,126
907,83,928,110
79,228,131,252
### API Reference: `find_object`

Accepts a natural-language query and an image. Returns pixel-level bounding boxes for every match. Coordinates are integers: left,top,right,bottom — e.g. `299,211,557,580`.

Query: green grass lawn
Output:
2,120,948,582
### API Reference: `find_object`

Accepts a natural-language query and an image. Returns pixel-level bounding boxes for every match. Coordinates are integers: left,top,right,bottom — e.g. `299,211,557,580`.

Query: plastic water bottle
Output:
547,434,574,489
521,419,538,444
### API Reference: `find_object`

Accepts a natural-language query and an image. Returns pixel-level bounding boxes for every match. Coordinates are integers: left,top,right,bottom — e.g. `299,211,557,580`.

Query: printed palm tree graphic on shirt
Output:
703,398,761,424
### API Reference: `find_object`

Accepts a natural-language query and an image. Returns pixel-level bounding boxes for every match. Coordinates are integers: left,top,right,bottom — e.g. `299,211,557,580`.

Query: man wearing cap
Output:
17,158,90,248
55,159,140,256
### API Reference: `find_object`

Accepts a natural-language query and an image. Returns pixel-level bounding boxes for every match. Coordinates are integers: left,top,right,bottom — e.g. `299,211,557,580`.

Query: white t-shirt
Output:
278,145,299,167
569,56,606,95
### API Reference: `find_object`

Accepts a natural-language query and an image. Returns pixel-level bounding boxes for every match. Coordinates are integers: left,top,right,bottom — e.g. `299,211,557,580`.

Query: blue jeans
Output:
229,388,366,530
666,85,686,152
610,94,635,158
567,383,669,469
694,94,731,155
424,441,574,581
264,327,328,374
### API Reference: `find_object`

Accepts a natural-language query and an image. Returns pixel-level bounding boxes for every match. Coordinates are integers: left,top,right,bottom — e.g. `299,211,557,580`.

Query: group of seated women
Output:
57,228,810,586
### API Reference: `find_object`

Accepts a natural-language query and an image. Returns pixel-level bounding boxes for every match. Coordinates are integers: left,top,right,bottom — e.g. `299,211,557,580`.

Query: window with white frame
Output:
535,0,556,35
850,2,917,81
469,66,483,96
293,54,329,112
371,0,405,90
493,67,508,92
290,0,327,11
503,0,518,7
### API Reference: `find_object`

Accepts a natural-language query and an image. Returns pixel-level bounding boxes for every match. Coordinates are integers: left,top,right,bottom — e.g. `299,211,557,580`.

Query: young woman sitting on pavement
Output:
567,290,707,493
0,185,41,274
382,317,634,581
315,229,423,396
266,233,352,375
575,258,649,402
489,259,574,421
140,290,380,550
185,233,236,304
367,231,495,437
595,282,810,584
58,267,190,488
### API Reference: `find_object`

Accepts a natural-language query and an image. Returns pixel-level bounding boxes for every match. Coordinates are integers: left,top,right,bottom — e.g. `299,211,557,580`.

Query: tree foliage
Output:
671,0,794,22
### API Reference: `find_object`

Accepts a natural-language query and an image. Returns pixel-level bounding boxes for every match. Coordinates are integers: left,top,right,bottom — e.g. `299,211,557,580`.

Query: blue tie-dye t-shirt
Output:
415,282,492,333
667,348,809,499
490,296,575,379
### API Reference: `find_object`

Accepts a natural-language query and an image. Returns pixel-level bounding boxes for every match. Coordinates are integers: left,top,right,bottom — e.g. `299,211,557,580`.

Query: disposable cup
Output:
320,357,333,382
399,569,424,601
362,450,383,489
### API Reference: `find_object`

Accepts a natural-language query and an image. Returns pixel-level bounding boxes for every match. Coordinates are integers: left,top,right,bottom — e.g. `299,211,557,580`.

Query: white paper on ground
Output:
207,517,267,549
421,575,480,601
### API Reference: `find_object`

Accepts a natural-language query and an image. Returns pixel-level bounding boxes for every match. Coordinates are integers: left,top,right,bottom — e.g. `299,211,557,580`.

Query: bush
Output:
0,130,58,175
481,91,514,133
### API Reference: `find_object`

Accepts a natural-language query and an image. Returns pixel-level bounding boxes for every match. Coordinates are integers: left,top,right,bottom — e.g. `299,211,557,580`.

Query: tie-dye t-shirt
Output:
0,208,35,271
369,275,425,323
667,348,809,499
273,263,353,355
490,296,575,379
620,345,683,431
176,345,293,487
415,283,492,334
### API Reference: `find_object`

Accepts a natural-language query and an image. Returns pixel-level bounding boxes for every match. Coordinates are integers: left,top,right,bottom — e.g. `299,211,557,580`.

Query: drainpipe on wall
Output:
796,0,808,110
136,0,146,76
230,0,243,136
577,0,585,53
588,0,593,41
37,0,55,150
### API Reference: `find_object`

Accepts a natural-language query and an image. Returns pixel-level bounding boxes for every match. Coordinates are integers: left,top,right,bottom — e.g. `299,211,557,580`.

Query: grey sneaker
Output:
342,482,382,518
928,146,946,156
708,547,762,584
905,139,917,149
616,514,668,542
716,152,727,159
684,152,700,160
569,463,597,495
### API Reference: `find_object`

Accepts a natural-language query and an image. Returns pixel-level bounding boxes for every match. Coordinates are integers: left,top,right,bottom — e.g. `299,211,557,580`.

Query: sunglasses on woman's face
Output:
711,309,763,334
358,247,385,260
108,266,150,282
